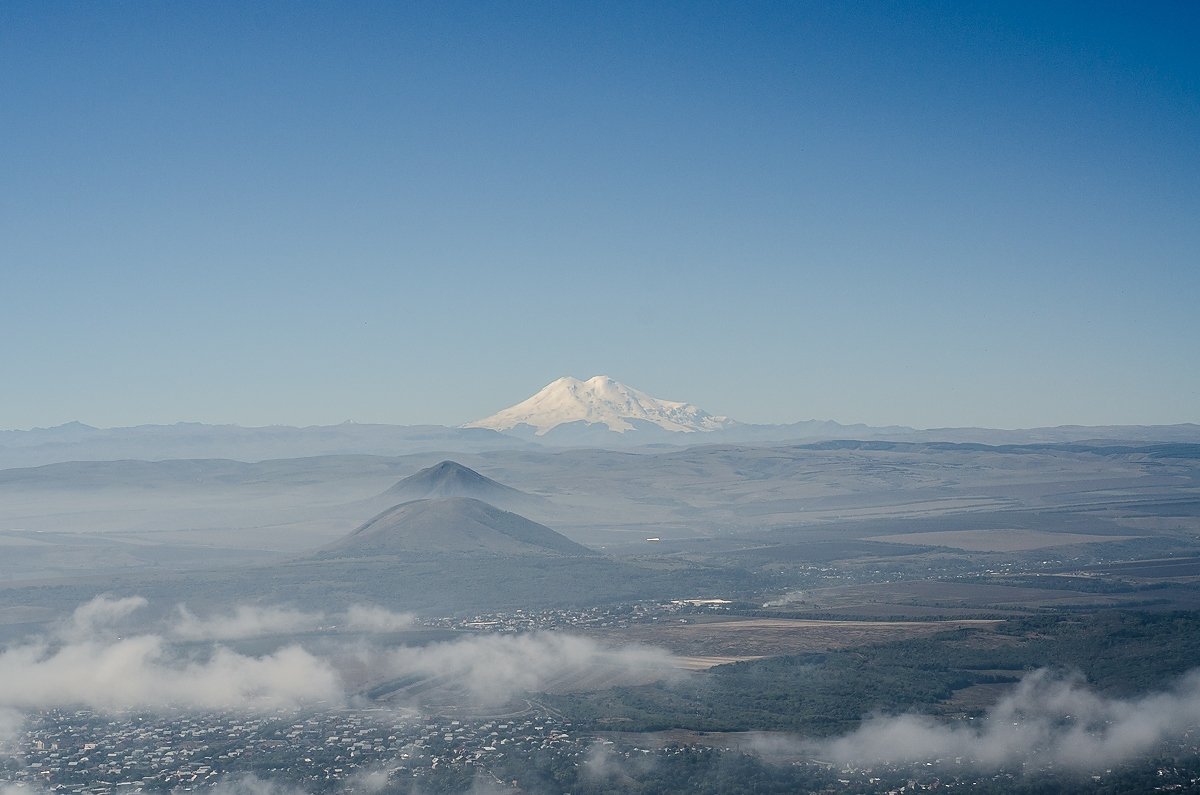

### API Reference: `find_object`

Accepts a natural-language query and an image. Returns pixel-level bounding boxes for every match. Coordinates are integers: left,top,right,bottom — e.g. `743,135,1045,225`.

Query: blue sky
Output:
2,1,1197,430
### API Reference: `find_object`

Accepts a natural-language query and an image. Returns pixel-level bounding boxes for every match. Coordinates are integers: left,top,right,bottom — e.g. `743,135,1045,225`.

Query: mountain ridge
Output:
3,401,1199,468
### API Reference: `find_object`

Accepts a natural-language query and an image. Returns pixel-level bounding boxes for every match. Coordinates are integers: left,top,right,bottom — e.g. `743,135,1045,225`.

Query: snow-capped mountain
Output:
465,376,736,436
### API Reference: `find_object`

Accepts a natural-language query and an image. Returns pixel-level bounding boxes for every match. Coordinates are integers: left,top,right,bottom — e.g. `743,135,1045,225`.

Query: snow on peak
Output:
464,376,734,435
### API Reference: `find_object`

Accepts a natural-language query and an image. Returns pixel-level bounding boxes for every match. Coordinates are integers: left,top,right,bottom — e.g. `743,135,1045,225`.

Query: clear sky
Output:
2,1,1197,430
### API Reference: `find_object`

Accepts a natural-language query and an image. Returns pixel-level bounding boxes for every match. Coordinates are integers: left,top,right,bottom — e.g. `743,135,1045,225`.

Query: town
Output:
7,706,582,793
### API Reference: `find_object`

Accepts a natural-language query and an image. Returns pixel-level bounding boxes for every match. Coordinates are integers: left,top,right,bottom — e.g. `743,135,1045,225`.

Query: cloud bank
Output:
57,595,148,641
0,597,342,712
812,667,1200,772
379,631,680,706
0,597,675,717
0,635,342,712
169,603,414,641
171,604,325,641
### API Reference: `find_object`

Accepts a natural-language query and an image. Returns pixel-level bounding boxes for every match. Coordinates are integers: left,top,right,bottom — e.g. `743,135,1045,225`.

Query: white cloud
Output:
0,707,24,752
57,595,147,641
346,767,390,793
0,597,343,712
582,740,656,785
167,603,414,641
0,598,678,719
0,635,342,711
170,604,324,641
379,632,679,707
342,605,415,633
817,667,1200,771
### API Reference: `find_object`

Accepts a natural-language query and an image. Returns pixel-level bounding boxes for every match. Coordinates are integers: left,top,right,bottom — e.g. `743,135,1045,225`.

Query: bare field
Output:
866,528,1140,552
784,579,1153,614
591,617,998,658
783,603,1030,619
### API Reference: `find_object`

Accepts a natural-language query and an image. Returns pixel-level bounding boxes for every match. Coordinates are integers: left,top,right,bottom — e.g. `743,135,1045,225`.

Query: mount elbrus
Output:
465,375,735,436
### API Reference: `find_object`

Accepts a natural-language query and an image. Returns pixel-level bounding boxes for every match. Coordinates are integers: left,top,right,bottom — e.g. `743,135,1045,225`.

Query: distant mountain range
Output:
2,376,1198,467
0,421,530,468
470,376,1200,447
